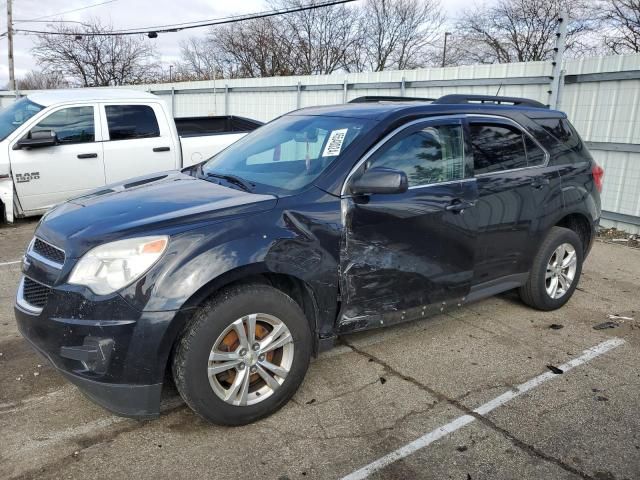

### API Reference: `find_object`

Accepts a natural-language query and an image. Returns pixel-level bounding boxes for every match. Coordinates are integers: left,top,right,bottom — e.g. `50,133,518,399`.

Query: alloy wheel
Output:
545,243,578,299
207,313,294,406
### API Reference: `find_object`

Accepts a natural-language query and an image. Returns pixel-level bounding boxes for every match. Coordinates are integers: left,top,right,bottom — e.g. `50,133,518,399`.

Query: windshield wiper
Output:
205,172,254,192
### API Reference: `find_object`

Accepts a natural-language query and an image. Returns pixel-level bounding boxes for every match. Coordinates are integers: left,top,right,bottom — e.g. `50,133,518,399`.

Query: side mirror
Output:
13,130,58,150
349,167,408,196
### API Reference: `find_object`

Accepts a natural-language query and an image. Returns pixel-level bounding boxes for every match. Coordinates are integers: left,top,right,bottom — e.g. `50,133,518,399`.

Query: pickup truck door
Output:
338,117,478,332
9,104,105,213
100,103,179,183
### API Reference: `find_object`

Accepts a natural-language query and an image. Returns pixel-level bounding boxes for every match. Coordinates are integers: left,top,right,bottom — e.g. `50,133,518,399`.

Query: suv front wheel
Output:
519,226,584,311
172,283,312,425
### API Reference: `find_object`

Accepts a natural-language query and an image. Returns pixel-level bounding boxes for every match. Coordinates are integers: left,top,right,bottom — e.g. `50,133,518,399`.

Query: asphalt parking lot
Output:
1,219,639,480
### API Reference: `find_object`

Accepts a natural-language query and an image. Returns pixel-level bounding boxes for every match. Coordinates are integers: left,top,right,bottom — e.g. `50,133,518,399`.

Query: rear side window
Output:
105,105,160,141
32,106,95,144
368,123,466,187
534,118,589,164
470,123,545,174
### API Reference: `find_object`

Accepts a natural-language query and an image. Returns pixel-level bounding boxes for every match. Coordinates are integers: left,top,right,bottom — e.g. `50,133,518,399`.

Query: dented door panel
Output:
339,180,478,332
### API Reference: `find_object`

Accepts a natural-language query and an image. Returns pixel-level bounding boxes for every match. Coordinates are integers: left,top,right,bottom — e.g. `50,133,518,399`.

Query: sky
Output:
0,0,478,85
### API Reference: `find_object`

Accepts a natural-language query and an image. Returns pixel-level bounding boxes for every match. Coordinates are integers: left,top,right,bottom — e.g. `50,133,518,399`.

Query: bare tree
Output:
176,37,223,81
596,0,640,53
269,0,360,74
32,20,161,87
206,17,298,78
14,69,69,90
453,0,597,64
356,0,445,71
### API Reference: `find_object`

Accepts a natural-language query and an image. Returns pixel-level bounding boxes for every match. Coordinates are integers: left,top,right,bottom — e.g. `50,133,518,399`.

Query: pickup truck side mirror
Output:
13,130,58,150
349,167,409,196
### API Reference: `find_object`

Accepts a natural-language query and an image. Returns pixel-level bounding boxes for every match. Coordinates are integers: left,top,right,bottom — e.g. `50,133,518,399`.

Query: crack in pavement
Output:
342,339,598,480
5,401,186,480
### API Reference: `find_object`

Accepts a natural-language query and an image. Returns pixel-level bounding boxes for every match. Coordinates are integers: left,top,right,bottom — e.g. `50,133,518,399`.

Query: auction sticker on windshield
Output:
322,128,348,157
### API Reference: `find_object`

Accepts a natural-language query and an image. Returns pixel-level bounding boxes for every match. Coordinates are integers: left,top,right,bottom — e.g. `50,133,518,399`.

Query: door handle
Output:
530,177,550,189
77,153,98,159
445,199,475,213
153,146,170,152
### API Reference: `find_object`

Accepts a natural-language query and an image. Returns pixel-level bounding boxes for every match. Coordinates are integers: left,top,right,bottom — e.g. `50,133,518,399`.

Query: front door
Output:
10,105,105,212
338,118,478,332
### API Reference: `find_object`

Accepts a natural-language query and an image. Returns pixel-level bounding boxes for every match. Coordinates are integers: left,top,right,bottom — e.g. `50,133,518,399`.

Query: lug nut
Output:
239,348,247,356
252,343,260,351
258,354,265,362
238,363,246,370
250,366,257,373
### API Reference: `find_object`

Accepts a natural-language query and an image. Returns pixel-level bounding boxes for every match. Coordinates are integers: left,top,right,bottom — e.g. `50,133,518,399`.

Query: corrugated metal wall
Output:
2,53,640,232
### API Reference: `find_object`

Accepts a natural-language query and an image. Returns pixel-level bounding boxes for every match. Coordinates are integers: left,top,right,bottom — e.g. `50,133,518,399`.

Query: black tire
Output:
519,226,584,311
172,283,312,426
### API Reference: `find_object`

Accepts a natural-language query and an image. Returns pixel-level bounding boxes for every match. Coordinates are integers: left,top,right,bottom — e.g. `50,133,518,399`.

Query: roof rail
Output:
348,95,435,104
433,94,547,109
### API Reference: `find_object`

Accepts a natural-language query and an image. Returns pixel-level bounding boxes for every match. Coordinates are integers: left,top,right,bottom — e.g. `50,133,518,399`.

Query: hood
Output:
37,171,277,257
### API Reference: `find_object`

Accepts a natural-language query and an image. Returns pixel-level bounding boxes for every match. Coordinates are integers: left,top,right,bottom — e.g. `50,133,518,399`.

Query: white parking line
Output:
341,337,625,480
0,259,21,267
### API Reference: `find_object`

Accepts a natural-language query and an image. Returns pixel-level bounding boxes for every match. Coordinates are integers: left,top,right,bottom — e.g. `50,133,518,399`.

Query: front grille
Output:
32,238,65,265
22,277,51,309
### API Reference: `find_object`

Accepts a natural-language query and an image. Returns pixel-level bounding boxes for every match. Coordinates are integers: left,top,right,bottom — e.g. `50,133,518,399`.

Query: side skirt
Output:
465,273,529,303
334,272,530,337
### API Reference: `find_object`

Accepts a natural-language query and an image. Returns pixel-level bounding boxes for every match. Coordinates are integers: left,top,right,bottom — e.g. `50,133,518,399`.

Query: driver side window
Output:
31,106,95,144
368,123,466,187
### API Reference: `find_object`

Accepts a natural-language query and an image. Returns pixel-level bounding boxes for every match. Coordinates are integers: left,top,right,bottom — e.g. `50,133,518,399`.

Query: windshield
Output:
202,115,372,194
0,98,44,142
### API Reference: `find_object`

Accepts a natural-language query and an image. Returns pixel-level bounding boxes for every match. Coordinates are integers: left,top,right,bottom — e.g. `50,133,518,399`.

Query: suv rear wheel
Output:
519,226,584,311
172,283,312,425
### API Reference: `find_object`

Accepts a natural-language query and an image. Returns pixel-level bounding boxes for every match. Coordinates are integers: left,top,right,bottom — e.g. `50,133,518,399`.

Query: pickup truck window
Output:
105,105,160,141
203,115,371,194
32,106,95,144
367,124,466,186
0,98,44,142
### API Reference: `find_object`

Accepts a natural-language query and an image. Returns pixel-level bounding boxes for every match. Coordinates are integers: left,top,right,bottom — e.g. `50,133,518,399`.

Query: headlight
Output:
68,236,169,295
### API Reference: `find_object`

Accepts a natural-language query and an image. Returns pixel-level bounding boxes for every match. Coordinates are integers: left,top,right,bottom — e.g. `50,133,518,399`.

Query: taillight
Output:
592,163,604,193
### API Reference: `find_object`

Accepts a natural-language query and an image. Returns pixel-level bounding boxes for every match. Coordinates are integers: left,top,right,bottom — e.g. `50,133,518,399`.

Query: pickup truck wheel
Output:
519,226,583,311
172,283,312,425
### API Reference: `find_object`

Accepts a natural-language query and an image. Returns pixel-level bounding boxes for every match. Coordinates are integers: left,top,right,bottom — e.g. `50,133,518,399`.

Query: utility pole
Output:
169,65,173,83
548,11,568,109
7,0,15,91
441,32,451,68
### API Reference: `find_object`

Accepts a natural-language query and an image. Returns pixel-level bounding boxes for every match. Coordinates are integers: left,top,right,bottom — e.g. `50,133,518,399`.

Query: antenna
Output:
495,83,504,96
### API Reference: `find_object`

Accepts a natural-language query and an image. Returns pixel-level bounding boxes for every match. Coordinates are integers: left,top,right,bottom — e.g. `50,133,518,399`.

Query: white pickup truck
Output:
0,89,262,222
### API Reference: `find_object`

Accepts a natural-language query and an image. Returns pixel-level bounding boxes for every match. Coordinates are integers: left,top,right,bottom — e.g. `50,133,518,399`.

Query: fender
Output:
118,191,343,335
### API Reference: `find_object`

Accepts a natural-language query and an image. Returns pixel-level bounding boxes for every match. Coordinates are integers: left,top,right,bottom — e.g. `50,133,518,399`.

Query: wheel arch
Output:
554,211,595,257
159,263,324,385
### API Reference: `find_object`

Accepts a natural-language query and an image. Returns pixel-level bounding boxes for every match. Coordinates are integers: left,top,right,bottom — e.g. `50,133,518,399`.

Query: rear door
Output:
10,104,105,212
100,103,179,183
467,116,560,284
339,117,478,332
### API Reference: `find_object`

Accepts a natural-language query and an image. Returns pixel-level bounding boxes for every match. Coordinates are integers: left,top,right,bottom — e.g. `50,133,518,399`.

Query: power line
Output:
13,0,356,37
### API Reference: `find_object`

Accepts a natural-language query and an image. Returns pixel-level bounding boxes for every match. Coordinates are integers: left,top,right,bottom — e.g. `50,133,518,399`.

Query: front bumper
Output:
14,288,181,418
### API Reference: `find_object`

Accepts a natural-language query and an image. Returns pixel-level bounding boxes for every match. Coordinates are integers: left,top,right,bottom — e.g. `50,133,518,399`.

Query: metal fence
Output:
2,53,640,232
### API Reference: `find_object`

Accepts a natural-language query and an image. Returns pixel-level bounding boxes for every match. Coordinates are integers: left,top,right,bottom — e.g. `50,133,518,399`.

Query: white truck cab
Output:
0,89,262,222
